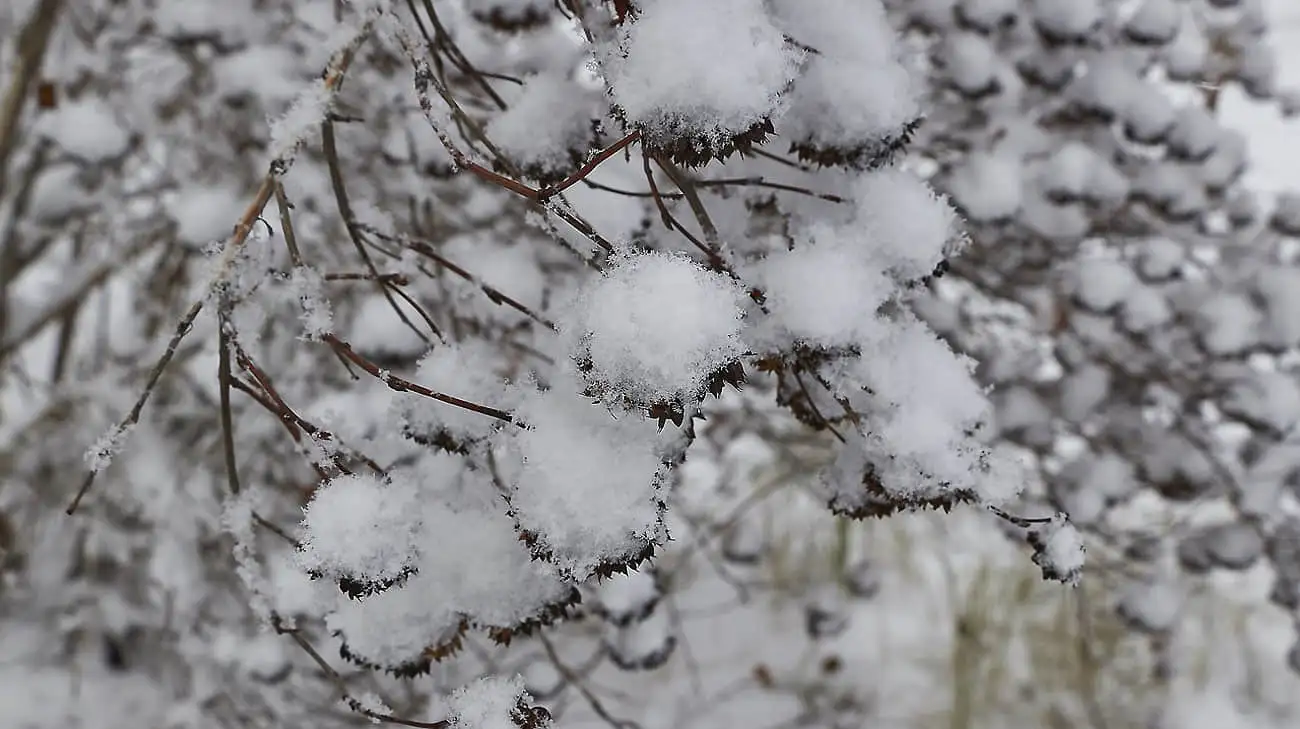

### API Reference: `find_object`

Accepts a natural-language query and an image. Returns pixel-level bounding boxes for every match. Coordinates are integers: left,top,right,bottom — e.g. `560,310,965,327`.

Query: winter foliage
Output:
2,0,1300,727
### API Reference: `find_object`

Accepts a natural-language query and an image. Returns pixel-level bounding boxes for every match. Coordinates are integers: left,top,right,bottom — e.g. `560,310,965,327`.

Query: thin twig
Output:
539,633,642,729
66,34,369,513
322,334,519,424
537,130,641,201
322,119,434,343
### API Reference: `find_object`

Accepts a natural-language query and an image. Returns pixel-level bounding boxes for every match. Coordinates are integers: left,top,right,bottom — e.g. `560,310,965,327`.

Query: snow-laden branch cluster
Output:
48,0,1300,727
251,1,1085,707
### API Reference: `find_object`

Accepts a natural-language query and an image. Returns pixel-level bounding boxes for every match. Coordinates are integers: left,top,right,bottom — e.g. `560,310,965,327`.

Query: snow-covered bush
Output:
12,0,1298,727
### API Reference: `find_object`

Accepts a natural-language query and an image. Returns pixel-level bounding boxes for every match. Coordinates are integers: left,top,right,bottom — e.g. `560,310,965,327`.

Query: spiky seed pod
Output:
330,567,417,600
484,587,583,646
337,619,468,678
468,0,552,33
788,117,923,171
643,116,777,169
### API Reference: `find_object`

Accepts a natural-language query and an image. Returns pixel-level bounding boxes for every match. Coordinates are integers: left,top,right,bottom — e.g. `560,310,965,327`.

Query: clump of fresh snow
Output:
446,675,535,729
945,151,1024,221
1163,16,1209,80
326,573,463,670
1222,370,1300,434
772,0,922,148
38,100,132,162
941,32,1001,95
1194,293,1262,355
594,568,662,625
1032,0,1101,40
1118,578,1183,633
297,473,422,587
168,184,246,247
606,0,802,147
322,454,575,670
563,251,749,405
407,459,574,630
504,378,667,579
1126,0,1179,44
486,72,599,172
748,226,893,349
1120,285,1173,332
1070,258,1140,312
835,317,991,486
851,168,960,280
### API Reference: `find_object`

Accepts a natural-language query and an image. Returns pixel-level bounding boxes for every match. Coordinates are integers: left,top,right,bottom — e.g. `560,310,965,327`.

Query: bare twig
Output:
321,333,519,424
66,34,369,514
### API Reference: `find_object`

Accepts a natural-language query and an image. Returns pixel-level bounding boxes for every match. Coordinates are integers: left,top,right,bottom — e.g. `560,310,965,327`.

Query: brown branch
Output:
321,334,519,425
231,344,381,475
538,130,641,201
398,32,615,255
65,34,368,514
359,224,555,328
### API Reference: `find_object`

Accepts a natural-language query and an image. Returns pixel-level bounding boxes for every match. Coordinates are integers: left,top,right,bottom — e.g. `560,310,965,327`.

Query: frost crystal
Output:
288,266,333,339
84,423,134,473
